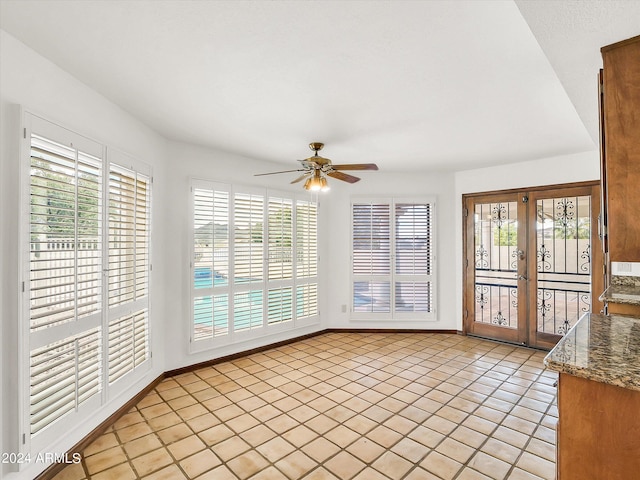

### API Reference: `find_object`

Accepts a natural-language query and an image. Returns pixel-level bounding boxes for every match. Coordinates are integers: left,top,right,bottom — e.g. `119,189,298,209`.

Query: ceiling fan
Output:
255,142,378,192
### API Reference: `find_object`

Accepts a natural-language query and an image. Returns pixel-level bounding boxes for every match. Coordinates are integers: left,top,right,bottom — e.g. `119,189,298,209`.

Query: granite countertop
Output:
600,284,640,305
600,275,640,305
544,313,640,391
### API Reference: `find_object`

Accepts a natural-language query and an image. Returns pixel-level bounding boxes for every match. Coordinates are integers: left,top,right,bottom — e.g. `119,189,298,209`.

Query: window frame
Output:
350,196,437,322
189,179,319,352
19,113,153,455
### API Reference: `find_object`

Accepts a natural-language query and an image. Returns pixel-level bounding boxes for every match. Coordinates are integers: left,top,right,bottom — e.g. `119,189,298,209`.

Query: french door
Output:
463,182,603,350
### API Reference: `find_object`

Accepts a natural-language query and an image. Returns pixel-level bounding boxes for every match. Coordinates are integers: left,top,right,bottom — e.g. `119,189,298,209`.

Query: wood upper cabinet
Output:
601,36,640,263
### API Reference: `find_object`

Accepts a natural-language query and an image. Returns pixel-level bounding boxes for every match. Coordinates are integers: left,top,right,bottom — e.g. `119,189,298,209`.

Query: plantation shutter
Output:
192,184,230,340
107,164,150,384
351,199,435,319
266,196,293,325
296,200,318,277
352,202,391,313
27,122,104,437
233,192,264,331
394,203,433,313
190,182,319,347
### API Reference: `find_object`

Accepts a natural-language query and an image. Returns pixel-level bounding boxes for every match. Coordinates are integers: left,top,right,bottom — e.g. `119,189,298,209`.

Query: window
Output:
190,181,318,348
351,198,435,320
23,114,151,449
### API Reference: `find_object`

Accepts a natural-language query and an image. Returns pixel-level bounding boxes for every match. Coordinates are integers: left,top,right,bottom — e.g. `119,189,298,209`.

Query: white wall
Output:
323,171,458,331
0,30,169,479
453,150,600,331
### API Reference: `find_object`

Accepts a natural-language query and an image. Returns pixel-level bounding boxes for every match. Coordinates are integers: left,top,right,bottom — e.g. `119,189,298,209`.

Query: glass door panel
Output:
465,194,526,344
529,187,601,349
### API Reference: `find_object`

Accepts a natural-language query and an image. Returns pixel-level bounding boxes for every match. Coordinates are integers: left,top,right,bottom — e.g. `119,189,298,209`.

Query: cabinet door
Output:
602,36,640,262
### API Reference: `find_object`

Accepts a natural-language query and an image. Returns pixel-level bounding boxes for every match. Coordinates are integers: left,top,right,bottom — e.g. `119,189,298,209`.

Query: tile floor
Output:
52,332,558,480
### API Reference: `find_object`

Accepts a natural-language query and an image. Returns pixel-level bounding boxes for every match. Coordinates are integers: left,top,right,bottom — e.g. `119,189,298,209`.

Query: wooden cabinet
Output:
601,36,640,263
556,373,640,479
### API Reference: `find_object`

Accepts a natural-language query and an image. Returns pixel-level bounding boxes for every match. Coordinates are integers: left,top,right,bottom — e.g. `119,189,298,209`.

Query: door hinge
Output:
522,196,528,204
22,281,25,293
23,128,27,139
464,208,468,217
23,433,26,444
464,309,468,318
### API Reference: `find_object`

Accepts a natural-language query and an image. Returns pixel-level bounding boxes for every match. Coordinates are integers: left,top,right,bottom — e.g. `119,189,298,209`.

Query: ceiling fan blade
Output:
291,173,311,184
331,163,379,171
254,169,305,176
327,171,361,183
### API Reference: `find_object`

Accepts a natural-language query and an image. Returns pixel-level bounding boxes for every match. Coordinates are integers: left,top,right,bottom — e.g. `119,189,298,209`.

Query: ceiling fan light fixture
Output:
304,170,329,192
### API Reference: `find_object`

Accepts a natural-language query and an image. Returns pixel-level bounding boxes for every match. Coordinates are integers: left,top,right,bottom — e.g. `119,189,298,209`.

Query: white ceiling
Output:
1,1,638,173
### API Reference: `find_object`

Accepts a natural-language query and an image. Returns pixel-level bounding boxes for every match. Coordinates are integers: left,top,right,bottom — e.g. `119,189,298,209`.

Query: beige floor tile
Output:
225,412,260,433
179,449,222,478
301,467,340,480
226,450,269,479
525,438,555,463
456,468,494,480
390,437,429,463
276,450,318,479
167,435,206,460
282,424,319,448
157,423,194,444
83,433,119,457
516,452,555,479
404,466,443,479
51,462,86,480
408,425,446,448
371,451,413,479
147,412,182,431
241,424,277,447
197,424,234,446
211,436,251,462
481,438,522,464
323,425,360,448
90,462,136,480
323,451,366,480
139,403,172,420
256,436,296,462
506,468,545,480
249,466,290,480
116,422,154,443
186,413,220,433
304,414,339,434
467,451,512,480
131,447,173,477
301,437,341,463
194,465,237,480
123,433,163,459
420,451,463,480
424,414,458,435
436,437,476,463
85,446,127,475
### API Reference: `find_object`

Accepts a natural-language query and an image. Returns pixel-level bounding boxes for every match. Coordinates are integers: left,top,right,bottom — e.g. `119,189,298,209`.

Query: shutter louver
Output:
30,328,101,434
108,309,148,384
234,193,263,284
296,200,317,278
107,165,151,383
267,287,293,324
234,291,263,331
296,283,318,318
268,197,293,281
194,188,229,290
29,135,102,331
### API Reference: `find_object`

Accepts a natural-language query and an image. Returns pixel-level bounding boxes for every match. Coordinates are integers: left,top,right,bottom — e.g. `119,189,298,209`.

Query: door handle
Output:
518,275,528,281
516,249,525,260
